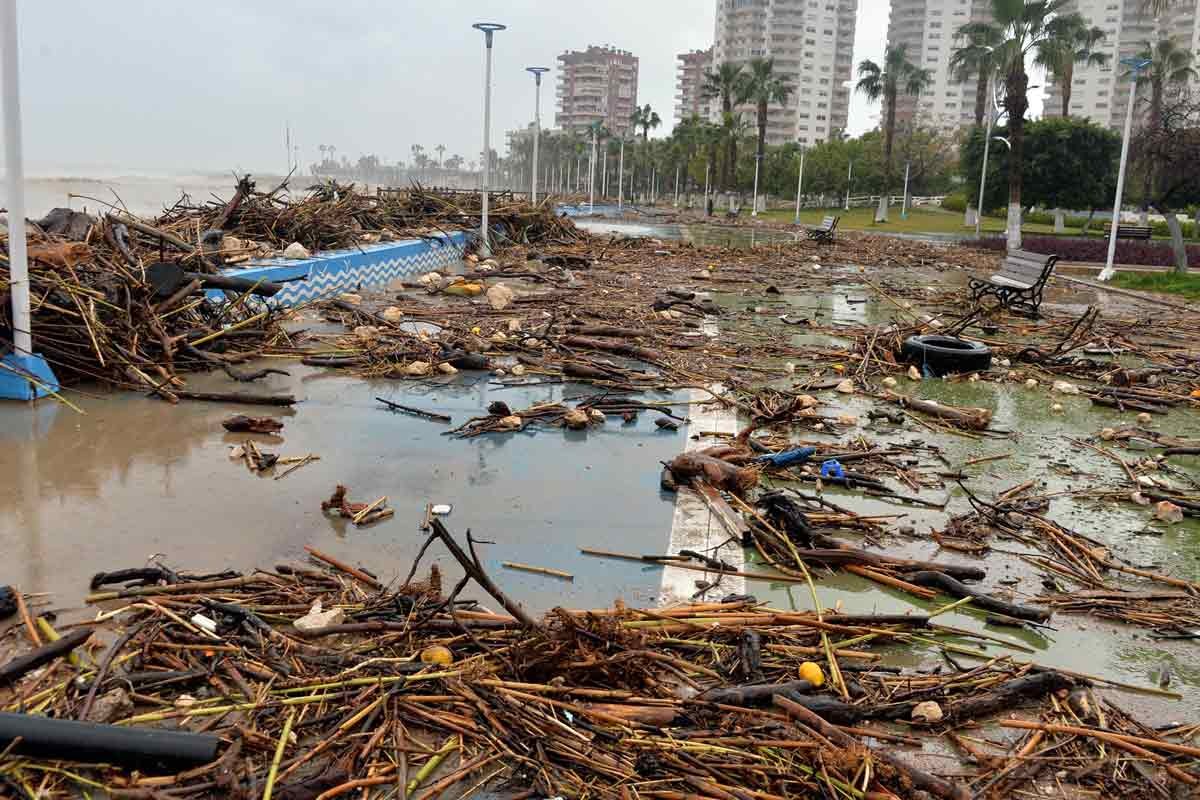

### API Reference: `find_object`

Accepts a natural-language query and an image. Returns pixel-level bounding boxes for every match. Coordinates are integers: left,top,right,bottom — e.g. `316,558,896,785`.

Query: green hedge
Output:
941,193,967,213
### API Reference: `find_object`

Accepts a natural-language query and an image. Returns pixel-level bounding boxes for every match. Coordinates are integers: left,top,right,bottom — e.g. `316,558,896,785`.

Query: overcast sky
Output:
5,0,1039,175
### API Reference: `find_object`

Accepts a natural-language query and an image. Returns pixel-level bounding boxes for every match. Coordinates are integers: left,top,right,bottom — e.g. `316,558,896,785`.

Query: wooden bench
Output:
805,215,839,243
1103,223,1152,240
968,249,1059,318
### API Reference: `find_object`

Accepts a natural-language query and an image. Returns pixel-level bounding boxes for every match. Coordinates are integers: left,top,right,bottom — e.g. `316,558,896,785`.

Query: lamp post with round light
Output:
525,66,549,205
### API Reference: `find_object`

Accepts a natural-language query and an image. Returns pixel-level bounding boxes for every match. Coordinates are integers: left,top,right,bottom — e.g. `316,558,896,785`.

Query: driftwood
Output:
943,671,1075,722
0,628,92,686
905,571,1051,622
376,397,452,423
560,335,662,363
773,695,971,800
222,415,284,434
176,391,296,406
802,549,985,582
666,452,759,495
698,679,815,705
882,390,992,430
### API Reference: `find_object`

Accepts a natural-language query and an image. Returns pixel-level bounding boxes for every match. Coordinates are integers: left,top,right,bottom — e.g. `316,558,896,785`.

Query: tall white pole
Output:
588,126,597,212
901,161,911,219
1100,61,1147,281
975,71,995,238
473,23,505,257
751,154,761,216
793,150,805,224
650,166,656,205
703,162,710,214
527,67,548,204
3,0,31,358
674,165,680,207
617,138,625,211
602,149,608,198
844,159,853,211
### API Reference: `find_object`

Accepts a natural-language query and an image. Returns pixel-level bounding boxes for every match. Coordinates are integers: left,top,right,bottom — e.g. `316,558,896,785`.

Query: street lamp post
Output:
674,164,680,207
588,123,598,212
975,70,997,238
703,162,711,215
525,66,549,205
617,137,626,211
473,22,506,257
751,153,762,217
793,149,805,225
1100,57,1153,281
844,159,853,211
901,161,911,219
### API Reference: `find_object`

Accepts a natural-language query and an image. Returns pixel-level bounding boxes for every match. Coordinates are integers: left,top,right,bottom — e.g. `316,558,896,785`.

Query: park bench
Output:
968,248,1059,318
1103,223,1152,240
806,215,839,243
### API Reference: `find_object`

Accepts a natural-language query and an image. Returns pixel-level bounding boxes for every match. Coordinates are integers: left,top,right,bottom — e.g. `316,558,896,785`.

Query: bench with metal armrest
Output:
968,248,1058,318
806,215,839,243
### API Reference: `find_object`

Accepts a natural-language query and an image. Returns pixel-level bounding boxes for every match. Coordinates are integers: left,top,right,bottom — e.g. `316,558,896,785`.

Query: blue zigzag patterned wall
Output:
206,232,469,307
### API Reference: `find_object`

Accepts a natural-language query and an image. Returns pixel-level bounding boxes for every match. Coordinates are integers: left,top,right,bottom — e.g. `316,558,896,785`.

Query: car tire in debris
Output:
900,335,992,376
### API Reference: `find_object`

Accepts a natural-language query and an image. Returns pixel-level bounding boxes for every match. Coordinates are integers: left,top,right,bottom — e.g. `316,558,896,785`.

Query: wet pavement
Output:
3,220,1198,724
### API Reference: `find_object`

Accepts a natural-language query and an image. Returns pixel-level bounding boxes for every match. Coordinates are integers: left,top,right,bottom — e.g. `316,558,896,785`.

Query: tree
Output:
742,58,793,188
1036,16,1109,117
958,0,1085,249
435,144,446,167
950,26,1004,128
855,43,932,221
701,62,748,192
1133,95,1200,271
629,104,662,141
1129,37,1197,133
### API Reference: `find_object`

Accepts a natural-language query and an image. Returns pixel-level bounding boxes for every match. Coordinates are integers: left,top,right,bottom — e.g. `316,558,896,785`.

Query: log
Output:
773,695,970,800
107,213,194,253
943,671,1074,722
376,397,452,423
177,391,296,406
905,571,1051,622
0,712,218,769
801,549,985,582
563,324,647,338
561,335,662,363
882,390,991,430
697,680,814,706
0,628,93,685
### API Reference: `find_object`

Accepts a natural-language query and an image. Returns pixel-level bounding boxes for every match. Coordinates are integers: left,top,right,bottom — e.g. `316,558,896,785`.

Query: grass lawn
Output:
753,206,1062,236
1110,270,1200,299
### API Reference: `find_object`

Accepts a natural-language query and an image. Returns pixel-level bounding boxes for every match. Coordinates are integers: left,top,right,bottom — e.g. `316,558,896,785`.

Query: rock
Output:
417,271,443,287
293,601,346,633
797,394,818,409
506,318,522,332
481,258,500,270
836,414,858,426
911,700,944,724
1052,403,1064,413
465,253,480,264
588,408,606,423
437,362,458,375
510,364,527,376
907,365,921,381
498,415,523,430
809,255,820,262
381,306,404,323
1052,380,1080,395
1024,378,1038,388
353,325,380,343
444,282,483,297
490,331,508,343
881,376,897,388
283,241,311,259
1099,427,1116,441
87,687,133,723
522,337,540,348
493,368,506,377
784,362,796,374
486,283,515,311
835,379,854,394
338,292,362,306
1154,500,1184,524
1131,491,1151,506
997,357,1011,367
1137,412,1153,424
404,361,433,377
563,409,590,430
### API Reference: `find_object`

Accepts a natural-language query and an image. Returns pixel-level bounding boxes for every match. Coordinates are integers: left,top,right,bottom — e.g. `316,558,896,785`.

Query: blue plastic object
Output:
755,446,816,468
819,459,845,479
0,352,60,400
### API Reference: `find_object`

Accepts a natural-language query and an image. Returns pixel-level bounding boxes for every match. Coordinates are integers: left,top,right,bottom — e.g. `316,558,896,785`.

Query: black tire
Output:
900,335,992,376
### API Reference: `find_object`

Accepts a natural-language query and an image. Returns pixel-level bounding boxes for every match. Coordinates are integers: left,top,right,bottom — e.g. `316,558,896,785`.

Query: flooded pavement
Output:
3,224,1198,730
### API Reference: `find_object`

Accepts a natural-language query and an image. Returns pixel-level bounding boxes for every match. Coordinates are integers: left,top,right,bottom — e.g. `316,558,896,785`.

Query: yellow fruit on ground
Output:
420,645,454,666
799,661,824,687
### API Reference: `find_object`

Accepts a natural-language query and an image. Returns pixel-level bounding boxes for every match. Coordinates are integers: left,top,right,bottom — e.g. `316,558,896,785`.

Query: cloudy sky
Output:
6,0,1038,175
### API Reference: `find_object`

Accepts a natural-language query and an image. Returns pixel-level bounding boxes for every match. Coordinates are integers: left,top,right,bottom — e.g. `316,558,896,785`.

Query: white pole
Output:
703,162,710,214
1100,64,1144,281
751,154,761,216
844,159,853,211
3,0,32,358
901,161,911,219
527,67,547,204
975,71,995,239
588,126,596,212
602,149,608,198
793,149,805,224
473,23,506,257
674,165,680,206
617,138,625,211
650,166,656,205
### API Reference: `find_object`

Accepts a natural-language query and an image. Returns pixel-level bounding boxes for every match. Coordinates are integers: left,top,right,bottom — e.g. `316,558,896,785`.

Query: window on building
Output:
816,114,827,120
805,38,816,44
817,101,827,107
1097,102,1108,108
801,87,812,94
930,20,942,27
819,77,830,84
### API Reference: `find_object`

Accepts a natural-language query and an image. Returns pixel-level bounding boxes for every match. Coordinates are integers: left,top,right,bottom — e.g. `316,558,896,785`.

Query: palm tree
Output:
1036,16,1109,117
855,43,932,221
951,27,1004,128
435,144,446,167
629,104,662,141
701,62,748,192
743,58,793,196
958,0,1078,249
1128,36,1197,132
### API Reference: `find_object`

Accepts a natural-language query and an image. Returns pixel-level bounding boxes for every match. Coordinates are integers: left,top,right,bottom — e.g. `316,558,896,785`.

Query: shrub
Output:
1149,218,1196,238
965,235,1200,266
941,193,967,213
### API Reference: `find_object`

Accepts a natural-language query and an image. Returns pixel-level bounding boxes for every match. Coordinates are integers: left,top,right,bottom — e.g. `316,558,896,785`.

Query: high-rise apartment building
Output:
711,0,858,146
675,48,714,125
555,46,639,137
1044,1,1200,130
885,0,994,136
